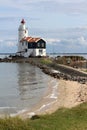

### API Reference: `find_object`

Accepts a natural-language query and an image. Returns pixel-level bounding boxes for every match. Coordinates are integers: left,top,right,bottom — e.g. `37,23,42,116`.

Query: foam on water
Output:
44,79,58,99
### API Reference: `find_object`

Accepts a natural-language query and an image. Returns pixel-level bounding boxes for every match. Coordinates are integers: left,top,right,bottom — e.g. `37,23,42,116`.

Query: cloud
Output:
18,0,87,15
0,0,87,17
46,36,87,46
5,42,16,47
46,38,61,45
0,38,17,53
46,36,87,53
6,40,17,47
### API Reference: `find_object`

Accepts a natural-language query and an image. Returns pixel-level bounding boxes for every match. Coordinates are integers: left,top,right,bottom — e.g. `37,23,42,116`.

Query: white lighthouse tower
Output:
18,19,28,52
17,19,46,57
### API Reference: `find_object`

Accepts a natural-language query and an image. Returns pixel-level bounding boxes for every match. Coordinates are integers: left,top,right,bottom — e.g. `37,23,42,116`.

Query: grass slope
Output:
0,103,87,130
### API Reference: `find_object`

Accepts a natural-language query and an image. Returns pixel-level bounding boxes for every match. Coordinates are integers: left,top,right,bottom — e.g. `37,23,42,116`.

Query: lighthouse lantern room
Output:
18,19,46,57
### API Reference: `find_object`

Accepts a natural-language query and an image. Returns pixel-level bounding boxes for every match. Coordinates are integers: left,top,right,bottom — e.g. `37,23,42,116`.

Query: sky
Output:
0,0,87,53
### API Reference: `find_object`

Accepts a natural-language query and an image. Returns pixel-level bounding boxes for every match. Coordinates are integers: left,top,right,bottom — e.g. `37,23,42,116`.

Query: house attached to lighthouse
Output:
18,19,46,57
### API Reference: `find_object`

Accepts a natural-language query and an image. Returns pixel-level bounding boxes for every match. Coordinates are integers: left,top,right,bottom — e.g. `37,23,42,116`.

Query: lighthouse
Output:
17,19,46,57
18,19,28,52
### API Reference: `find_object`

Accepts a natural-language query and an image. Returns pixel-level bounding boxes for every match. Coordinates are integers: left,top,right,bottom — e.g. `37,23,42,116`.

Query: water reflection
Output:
0,63,49,114
17,63,48,105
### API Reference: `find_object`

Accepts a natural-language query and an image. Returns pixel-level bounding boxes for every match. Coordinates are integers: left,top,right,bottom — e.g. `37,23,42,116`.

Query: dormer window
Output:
37,43,40,47
41,43,45,48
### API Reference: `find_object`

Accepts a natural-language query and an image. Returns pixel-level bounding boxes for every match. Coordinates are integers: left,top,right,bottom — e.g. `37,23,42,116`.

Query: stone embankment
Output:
37,64,87,84
0,57,87,84
24,58,87,84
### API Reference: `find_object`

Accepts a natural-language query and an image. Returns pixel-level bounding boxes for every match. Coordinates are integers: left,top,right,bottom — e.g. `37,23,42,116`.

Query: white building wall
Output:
35,49,46,56
24,49,33,57
42,49,46,56
22,48,46,57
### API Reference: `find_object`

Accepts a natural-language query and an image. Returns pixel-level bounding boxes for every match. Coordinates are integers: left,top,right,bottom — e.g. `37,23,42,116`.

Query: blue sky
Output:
0,0,87,53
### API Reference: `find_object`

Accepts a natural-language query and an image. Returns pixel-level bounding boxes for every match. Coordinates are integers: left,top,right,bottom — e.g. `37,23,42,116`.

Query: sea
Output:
0,54,87,116
0,61,52,116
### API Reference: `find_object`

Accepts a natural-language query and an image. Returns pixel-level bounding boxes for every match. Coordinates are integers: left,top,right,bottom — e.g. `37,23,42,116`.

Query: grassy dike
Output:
0,103,87,130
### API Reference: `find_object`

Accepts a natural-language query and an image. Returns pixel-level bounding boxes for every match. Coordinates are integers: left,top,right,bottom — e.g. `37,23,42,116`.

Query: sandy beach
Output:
16,78,87,118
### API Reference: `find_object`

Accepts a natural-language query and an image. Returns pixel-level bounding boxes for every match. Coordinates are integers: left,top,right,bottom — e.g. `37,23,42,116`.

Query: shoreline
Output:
10,77,59,118
14,78,87,119
0,58,87,118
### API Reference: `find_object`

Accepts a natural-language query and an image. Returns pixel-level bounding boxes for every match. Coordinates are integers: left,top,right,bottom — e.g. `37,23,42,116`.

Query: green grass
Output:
40,58,52,65
84,70,87,72
0,103,87,130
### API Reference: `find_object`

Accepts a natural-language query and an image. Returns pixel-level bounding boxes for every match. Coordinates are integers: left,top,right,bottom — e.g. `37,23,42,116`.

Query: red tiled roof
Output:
21,37,41,43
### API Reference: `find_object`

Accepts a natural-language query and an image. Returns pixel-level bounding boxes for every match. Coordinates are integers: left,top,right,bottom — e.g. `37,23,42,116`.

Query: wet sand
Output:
16,78,87,118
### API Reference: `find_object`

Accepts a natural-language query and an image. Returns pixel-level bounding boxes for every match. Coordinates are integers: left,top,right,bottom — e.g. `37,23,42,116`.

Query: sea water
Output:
0,63,51,115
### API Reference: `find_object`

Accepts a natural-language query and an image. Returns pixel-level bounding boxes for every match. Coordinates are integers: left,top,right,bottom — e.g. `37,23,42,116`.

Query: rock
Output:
31,115,40,120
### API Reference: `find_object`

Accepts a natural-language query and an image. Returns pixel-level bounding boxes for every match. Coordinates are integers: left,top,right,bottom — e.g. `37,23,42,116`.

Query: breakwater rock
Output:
28,61,87,84
28,59,87,84
41,67,87,84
